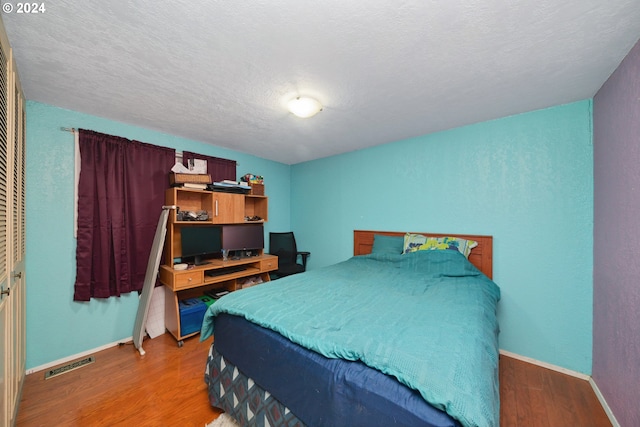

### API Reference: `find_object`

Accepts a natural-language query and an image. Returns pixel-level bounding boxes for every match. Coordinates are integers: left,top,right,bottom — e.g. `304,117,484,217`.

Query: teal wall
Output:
26,99,594,374
25,101,291,370
291,100,594,374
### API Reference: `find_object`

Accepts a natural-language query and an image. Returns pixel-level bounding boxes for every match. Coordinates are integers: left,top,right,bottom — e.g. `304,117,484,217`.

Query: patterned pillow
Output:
402,233,478,258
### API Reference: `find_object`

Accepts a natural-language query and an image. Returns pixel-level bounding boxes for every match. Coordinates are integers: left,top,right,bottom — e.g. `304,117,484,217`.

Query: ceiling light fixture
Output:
287,96,323,118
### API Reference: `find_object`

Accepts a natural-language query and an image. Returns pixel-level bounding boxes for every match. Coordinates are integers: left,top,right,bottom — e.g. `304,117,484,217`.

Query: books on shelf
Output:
213,181,251,189
182,183,208,190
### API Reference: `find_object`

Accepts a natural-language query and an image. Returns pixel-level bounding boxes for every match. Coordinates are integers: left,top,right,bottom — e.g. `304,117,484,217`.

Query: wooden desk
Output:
159,254,278,345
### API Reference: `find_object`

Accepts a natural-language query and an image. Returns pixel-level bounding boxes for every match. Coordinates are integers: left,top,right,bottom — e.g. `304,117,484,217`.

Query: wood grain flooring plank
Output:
17,337,612,427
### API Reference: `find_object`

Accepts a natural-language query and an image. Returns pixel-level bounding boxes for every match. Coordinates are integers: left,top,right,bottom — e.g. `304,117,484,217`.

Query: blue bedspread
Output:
201,250,501,427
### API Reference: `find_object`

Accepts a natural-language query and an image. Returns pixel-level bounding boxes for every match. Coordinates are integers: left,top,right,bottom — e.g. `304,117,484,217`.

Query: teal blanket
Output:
201,250,501,427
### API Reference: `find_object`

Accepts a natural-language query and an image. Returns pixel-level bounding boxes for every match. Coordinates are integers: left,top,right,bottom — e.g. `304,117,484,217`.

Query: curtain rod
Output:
59,128,238,165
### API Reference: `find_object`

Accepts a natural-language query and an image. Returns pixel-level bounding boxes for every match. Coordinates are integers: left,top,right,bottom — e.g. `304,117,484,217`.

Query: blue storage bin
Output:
179,298,208,336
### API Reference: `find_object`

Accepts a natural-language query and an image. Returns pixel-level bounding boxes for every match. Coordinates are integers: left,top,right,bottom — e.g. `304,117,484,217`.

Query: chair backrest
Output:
269,232,298,265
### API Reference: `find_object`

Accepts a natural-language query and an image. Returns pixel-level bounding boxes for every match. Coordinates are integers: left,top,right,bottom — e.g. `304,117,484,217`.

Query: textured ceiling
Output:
4,1,640,164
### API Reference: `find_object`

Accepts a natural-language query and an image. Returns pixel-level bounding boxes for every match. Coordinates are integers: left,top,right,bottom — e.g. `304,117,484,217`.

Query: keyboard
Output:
205,265,247,277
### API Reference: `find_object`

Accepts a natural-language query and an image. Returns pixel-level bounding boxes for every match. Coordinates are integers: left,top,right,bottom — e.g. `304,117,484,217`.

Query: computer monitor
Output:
222,224,264,257
180,225,222,265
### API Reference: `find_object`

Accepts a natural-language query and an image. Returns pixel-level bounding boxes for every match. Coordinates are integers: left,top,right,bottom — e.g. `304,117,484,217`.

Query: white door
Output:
0,17,26,426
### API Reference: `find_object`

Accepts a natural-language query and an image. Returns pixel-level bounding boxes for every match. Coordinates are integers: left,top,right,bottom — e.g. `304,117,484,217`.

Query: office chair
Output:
268,232,310,278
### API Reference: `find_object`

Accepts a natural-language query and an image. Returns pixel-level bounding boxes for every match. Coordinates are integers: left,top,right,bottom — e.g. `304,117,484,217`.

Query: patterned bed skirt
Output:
205,344,305,427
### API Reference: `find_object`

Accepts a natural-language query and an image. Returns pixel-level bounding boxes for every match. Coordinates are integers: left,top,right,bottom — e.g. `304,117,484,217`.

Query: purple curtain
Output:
182,151,236,182
74,130,176,301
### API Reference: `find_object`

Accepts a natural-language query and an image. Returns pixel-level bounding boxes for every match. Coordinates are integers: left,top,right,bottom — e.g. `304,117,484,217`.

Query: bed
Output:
201,230,500,427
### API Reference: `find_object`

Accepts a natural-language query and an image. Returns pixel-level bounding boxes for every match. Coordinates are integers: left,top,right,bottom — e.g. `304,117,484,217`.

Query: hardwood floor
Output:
16,334,221,427
16,335,611,427
499,355,611,427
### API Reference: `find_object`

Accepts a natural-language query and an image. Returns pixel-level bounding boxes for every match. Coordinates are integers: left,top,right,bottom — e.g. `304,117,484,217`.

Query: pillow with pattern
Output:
402,233,478,258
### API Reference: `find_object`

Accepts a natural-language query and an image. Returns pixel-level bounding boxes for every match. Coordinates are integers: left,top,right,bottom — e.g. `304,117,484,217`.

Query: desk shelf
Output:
159,254,278,344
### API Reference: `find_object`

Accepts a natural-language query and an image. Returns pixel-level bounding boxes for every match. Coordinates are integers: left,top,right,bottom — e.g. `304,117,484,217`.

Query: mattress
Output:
202,250,501,426
207,313,461,427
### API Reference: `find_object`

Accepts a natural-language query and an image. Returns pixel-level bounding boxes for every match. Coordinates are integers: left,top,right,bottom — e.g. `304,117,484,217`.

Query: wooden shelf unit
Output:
244,194,269,220
160,254,277,343
163,188,268,268
159,187,275,344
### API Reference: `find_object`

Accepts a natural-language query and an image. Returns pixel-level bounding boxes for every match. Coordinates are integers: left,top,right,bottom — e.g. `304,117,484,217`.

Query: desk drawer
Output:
260,258,278,271
174,271,203,289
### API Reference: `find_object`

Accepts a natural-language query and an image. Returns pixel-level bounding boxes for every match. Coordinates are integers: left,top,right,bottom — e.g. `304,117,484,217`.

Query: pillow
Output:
371,234,404,255
402,233,478,258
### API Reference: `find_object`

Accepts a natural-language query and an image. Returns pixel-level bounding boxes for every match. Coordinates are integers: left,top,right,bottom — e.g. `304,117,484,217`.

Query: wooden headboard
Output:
353,230,493,279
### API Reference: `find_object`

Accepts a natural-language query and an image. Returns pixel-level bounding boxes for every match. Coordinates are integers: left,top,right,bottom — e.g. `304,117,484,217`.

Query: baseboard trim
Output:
499,349,619,427
499,349,590,380
25,336,133,375
589,377,621,427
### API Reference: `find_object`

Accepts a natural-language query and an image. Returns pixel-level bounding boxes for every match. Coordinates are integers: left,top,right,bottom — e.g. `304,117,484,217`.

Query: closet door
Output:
0,17,25,426
8,46,25,424
0,19,11,426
